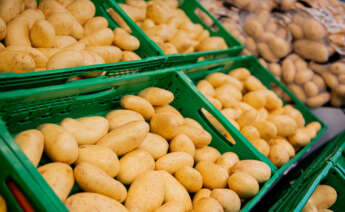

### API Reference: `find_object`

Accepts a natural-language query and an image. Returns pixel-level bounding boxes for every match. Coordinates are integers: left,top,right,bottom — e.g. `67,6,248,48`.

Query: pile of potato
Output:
118,0,228,54
196,68,321,167
14,86,272,211
199,0,345,108
0,0,142,73
302,185,337,212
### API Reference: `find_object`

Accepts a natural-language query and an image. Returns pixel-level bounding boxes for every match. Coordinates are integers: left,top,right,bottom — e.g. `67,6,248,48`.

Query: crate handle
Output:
7,180,35,212
75,87,118,101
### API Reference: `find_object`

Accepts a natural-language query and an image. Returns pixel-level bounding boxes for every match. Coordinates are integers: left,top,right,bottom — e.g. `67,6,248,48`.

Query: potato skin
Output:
120,95,155,120
309,185,337,209
97,120,149,156
76,145,120,178
193,197,224,212
150,112,184,140
38,162,74,201
194,146,221,163
227,172,259,198
126,171,165,212
74,162,127,202
155,152,194,174
14,129,44,167
196,161,229,189
118,149,155,184
138,87,174,106
0,50,35,73
175,166,203,193
139,133,169,160
65,192,128,212
210,189,241,212
231,160,271,183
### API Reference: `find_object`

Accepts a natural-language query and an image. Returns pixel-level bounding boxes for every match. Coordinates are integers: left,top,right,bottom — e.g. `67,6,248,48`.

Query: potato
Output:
119,4,146,22
249,138,270,157
236,108,257,128
76,145,119,178
159,171,193,211
302,200,317,212
97,120,149,156
196,161,228,189
282,105,305,128
243,91,266,109
216,84,242,101
268,115,297,137
126,171,165,212
206,95,223,110
139,87,174,106
309,185,337,209
175,166,203,193
244,76,265,91
154,201,185,212
113,28,140,51
302,19,326,41
196,36,228,52
206,72,243,90
139,133,169,159
169,134,195,156
229,68,251,81
30,20,56,48
37,48,61,59
52,36,77,48
150,112,183,139
80,50,104,67
47,12,84,40
161,42,178,54
120,95,155,120
0,0,23,23
227,172,259,198
3,46,47,69
215,152,239,174
270,137,295,158
14,130,44,167
194,146,221,163
231,160,271,183
269,143,290,167
193,189,211,206
60,116,108,145
175,125,212,148
65,192,128,212
293,40,329,63
146,2,171,24
221,108,242,120
38,124,78,164
86,46,122,63
84,17,108,36
46,50,85,70
118,149,155,184
74,162,127,202
67,0,96,25
240,126,260,141
156,152,194,174
194,197,224,212
155,105,183,119
5,17,32,47
121,51,142,61
0,195,6,212
169,30,197,53
38,162,74,201
306,93,331,108
106,109,144,130
80,28,114,46
211,189,241,212
253,120,278,140
39,0,68,17
288,128,312,147
197,80,216,97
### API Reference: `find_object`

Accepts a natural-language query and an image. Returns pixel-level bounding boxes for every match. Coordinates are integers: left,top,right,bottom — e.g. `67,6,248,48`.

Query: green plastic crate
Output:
269,130,345,212
184,55,327,175
0,0,165,92
112,0,243,66
0,65,279,211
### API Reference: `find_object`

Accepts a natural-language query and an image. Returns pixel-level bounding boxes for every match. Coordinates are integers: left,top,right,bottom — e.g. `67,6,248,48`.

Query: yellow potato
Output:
119,3,146,22
106,109,144,130
146,2,171,24
126,171,165,212
38,162,74,201
210,189,241,212
306,93,331,108
205,95,223,110
76,145,120,178
244,76,265,91
241,126,260,141
47,12,84,40
46,50,85,70
243,91,266,109
183,118,203,129
0,50,35,73
197,80,216,97
269,143,290,167
74,162,127,202
253,120,278,140
161,42,178,54
154,201,185,212
196,36,228,51
193,197,224,212
0,0,23,23
216,84,242,101
194,146,221,163
169,30,197,53
4,46,48,69
0,195,6,212
309,185,337,209
249,138,270,157
302,199,317,212
265,90,283,111
288,128,312,147
120,95,155,120
67,0,96,25
38,124,78,164
39,0,68,17
80,28,114,46
196,161,228,189
227,172,259,198
159,171,193,211
53,35,77,48
150,112,184,139
293,40,329,63
215,152,239,174
270,137,295,158
282,105,305,128
138,87,174,106
113,27,140,51
30,19,56,48
169,134,195,156
118,149,155,184
60,116,109,145
86,46,122,63
231,160,271,183
14,129,44,167
236,109,257,128
175,125,212,148
193,189,212,206
145,24,177,42
155,152,194,174
139,133,169,159
155,105,184,120
84,16,109,36
229,68,251,81
175,166,203,193
268,115,297,137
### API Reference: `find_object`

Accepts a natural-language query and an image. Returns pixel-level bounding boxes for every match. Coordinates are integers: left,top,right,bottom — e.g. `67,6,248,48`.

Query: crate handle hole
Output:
6,179,35,212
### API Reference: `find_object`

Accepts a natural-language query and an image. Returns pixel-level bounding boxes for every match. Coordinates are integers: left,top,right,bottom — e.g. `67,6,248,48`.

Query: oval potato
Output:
156,152,194,174
139,133,169,159
106,109,144,130
194,146,221,163
138,87,174,106
227,172,259,198
196,161,229,189
193,197,224,212
175,166,203,193
210,189,241,212
215,152,239,174
120,95,155,120
231,160,271,183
